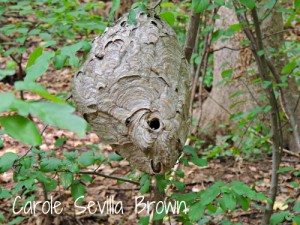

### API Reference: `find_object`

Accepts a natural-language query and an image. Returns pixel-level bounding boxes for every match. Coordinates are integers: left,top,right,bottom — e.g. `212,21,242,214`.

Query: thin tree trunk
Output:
184,11,201,62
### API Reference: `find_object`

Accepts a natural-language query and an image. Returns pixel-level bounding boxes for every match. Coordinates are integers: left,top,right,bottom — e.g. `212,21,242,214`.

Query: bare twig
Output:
210,28,294,53
151,0,163,10
240,79,262,107
252,129,300,158
210,45,248,53
184,11,201,62
194,9,217,133
152,176,165,225
79,171,139,185
189,21,208,114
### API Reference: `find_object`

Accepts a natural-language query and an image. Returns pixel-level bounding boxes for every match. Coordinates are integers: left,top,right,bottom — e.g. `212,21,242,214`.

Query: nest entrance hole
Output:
148,118,160,130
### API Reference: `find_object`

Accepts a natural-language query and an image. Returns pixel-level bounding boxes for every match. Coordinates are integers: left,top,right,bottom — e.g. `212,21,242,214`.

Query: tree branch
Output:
79,171,139,185
184,11,201,62
248,8,283,225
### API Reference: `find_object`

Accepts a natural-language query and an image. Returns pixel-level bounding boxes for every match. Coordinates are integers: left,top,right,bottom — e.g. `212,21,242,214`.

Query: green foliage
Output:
183,145,207,167
171,180,267,223
239,0,256,9
160,11,175,26
139,174,150,194
192,0,210,13
0,115,42,146
0,152,18,173
78,151,95,167
30,102,87,137
138,216,150,225
109,0,121,21
71,180,86,202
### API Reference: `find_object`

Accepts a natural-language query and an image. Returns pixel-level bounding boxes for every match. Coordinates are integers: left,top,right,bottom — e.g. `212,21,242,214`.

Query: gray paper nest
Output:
73,11,191,174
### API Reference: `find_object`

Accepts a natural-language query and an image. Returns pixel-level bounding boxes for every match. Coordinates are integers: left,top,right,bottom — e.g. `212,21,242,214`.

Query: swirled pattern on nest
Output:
73,11,191,174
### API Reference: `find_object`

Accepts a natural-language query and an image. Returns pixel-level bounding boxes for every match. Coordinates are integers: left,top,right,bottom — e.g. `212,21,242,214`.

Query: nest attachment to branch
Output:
73,11,191,174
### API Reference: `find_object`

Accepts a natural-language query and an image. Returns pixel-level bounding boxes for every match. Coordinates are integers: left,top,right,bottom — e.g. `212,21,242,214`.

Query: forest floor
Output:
0,59,300,225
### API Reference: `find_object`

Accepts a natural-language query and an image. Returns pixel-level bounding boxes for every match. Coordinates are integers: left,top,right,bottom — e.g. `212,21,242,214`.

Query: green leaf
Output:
53,54,67,70
39,32,52,41
226,24,242,36
171,192,198,202
127,9,137,25
293,201,300,213
60,172,73,188
54,136,67,147
262,80,272,89
0,188,11,199
257,50,264,56
140,174,150,194
153,208,166,221
281,60,297,74
293,216,300,225
191,157,207,167
183,145,198,157
78,151,95,167
155,174,169,192
264,0,277,9
201,182,222,205
192,0,210,13
109,0,121,20
173,180,185,191
189,202,205,221
0,115,42,146
63,150,78,161
44,178,58,192
10,99,30,117
207,203,217,213
26,47,43,69
270,211,289,225
25,51,55,82
295,0,300,11
138,216,150,225
237,195,250,211
231,181,264,201
0,138,3,149
239,0,256,9
175,169,185,178
8,216,24,225
60,42,84,67
15,81,64,103
221,69,233,79
71,181,86,202
277,166,293,174
220,193,236,211
40,157,62,172
29,102,87,137
108,152,123,161
35,173,57,192
0,212,4,223
0,69,15,80
80,174,93,183
0,152,18,173
294,170,300,177
160,11,175,26
19,156,32,169
81,41,92,52
290,181,299,188
0,92,15,113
